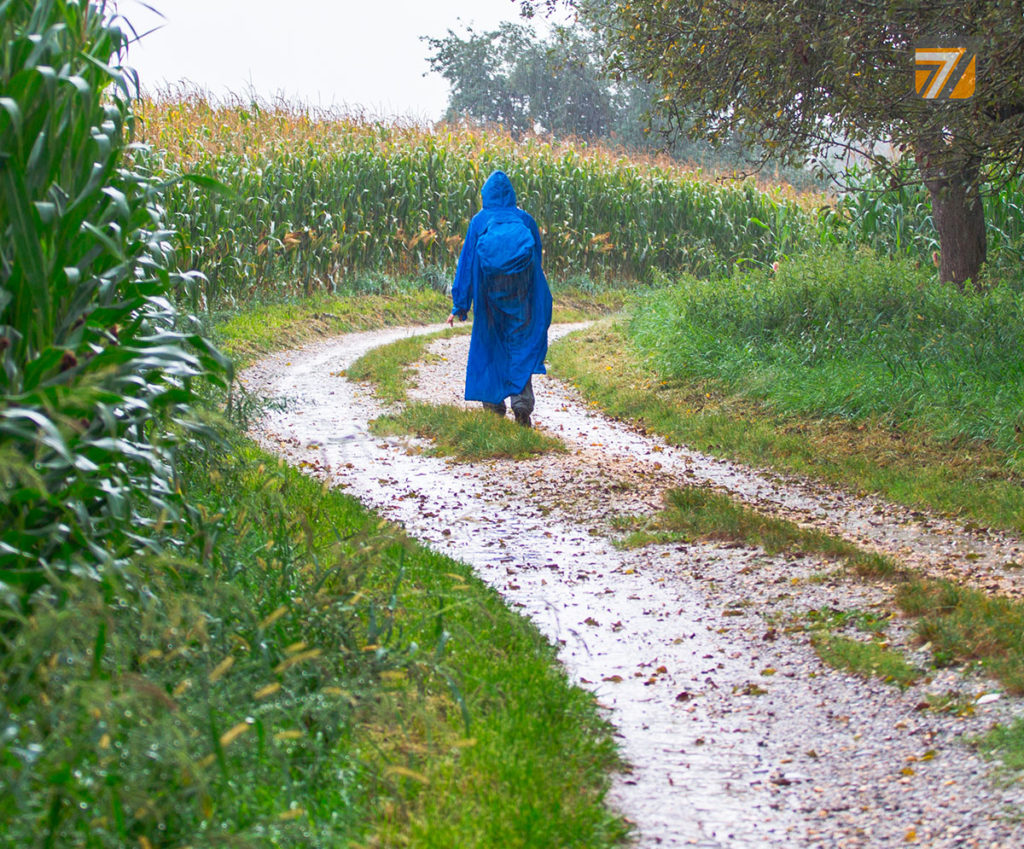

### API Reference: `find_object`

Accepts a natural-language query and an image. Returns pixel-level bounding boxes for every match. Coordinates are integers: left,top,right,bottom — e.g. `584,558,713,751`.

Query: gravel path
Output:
241,324,1024,848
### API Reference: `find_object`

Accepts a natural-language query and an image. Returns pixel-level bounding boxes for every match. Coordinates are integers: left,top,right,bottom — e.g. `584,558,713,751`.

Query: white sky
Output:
122,0,562,122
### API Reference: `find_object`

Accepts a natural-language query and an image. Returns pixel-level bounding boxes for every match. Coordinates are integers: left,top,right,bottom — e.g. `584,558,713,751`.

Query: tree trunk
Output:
916,141,987,287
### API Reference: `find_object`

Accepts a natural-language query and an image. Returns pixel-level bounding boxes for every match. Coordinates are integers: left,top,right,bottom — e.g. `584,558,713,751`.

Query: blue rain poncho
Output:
451,171,553,405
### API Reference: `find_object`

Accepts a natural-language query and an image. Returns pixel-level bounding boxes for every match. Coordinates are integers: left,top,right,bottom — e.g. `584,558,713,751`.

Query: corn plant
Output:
0,1,228,601
828,159,1024,274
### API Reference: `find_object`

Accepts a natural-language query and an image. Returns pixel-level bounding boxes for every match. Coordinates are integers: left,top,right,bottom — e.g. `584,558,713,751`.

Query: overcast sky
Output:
123,0,564,121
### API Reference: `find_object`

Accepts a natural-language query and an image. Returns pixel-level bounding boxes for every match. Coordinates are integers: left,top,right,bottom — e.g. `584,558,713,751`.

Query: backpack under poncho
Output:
475,211,535,276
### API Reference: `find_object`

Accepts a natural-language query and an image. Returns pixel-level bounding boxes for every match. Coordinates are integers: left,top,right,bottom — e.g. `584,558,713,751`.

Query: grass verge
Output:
897,578,1024,695
1,432,626,847
616,485,897,579
976,719,1024,777
632,251,1024,469
548,322,1024,534
809,634,920,688
347,327,467,404
372,403,566,462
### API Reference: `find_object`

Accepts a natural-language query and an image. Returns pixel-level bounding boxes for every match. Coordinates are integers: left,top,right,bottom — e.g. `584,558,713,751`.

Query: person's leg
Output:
510,378,534,427
482,400,507,416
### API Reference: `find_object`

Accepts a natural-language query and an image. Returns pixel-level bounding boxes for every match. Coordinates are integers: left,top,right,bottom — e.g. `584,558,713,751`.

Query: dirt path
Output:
242,324,1024,849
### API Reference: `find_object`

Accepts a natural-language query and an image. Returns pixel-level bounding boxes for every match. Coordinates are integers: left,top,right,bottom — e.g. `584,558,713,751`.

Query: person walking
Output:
446,170,552,428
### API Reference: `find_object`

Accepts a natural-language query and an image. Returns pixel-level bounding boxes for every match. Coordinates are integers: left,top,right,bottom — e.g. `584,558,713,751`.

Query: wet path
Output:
242,325,1024,848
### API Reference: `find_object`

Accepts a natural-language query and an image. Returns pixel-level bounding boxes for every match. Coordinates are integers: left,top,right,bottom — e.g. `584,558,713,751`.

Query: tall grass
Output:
135,90,821,308
629,249,1024,469
2,431,626,846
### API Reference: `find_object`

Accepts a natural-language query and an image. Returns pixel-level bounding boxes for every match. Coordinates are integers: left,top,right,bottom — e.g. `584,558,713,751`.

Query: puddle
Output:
242,325,1024,848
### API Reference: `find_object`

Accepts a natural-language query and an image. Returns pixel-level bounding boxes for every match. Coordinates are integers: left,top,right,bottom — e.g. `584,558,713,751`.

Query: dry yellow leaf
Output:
384,765,429,784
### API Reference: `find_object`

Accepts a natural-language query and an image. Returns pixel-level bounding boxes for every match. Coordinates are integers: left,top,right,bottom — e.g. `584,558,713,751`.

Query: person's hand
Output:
446,313,455,327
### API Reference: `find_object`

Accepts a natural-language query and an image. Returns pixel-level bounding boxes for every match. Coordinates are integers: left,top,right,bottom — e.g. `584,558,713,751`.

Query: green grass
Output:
897,578,1024,695
372,403,566,462
548,321,1024,534
976,719,1024,777
800,606,919,688
2,433,626,847
347,327,467,404
615,485,897,578
810,633,920,687
630,249,1024,474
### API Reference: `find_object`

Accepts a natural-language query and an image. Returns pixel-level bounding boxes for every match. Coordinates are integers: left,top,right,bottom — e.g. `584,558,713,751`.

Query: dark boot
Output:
510,378,534,427
482,401,506,417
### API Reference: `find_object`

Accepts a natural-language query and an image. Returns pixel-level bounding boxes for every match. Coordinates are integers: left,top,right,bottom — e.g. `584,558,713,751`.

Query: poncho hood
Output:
481,170,517,209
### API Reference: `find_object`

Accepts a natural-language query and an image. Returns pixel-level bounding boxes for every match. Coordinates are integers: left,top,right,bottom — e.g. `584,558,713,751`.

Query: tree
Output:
526,0,1024,285
423,22,614,140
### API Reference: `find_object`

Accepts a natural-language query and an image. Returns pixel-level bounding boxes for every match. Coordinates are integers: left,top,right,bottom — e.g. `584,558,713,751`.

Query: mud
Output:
242,325,1024,848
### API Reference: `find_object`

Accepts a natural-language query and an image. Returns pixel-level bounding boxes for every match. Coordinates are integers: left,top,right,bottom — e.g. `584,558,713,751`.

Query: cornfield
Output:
136,91,823,307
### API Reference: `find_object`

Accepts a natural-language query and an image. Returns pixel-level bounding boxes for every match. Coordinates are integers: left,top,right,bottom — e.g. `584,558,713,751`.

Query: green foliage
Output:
0,447,396,846
629,249,1024,468
137,92,820,308
976,718,1024,776
589,0,1024,284
594,0,1024,165
371,402,566,462
1,436,625,846
0,1,228,600
897,578,1024,694
829,161,1024,272
810,633,920,687
424,22,616,140
425,17,827,193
